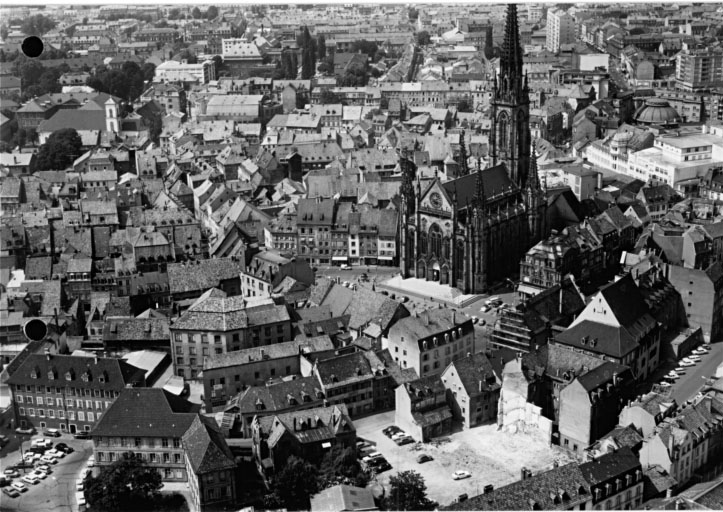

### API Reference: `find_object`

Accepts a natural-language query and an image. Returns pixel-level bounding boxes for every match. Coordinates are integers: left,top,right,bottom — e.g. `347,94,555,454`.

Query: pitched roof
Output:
172,295,289,332
167,258,245,294
576,361,631,392
310,484,377,512
446,353,499,395
204,336,334,371
315,352,374,387
257,404,354,448
7,353,145,388
91,388,198,437
578,446,641,485
182,415,236,475
442,164,518,210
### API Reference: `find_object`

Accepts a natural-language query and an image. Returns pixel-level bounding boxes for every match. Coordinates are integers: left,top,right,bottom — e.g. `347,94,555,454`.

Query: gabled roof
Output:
182,415,236,475
445,352,499,396
442,164,518,210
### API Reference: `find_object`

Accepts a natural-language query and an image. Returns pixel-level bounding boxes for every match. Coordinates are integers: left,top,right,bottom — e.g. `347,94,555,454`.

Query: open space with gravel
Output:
355,411,576,507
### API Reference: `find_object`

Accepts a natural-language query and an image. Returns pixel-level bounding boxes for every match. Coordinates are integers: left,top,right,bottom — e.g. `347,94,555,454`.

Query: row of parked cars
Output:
662,344,712,386
1,438,76,498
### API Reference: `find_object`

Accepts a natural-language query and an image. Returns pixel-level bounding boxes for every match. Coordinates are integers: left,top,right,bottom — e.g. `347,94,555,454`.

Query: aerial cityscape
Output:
1,2,723,511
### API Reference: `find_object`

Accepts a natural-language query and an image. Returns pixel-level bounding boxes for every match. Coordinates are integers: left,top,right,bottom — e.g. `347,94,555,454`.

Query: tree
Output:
65,25,76,38
408,7,419,21
628,27,646,36
147,112,163,145
191,7,202,19
1,25,9,41
21,14,56,36
350,39,378,59
84,452,163,512
206,5,219,20
302,45,314,79
384,471,434,511
212,55,224,76
457,97,473,113
178,49,198,64
319,446,370,488
155,19,169,28
34,129,82,171
416,30,431,46
269,456,320,511
168,8,180,20
12,127,26,149
317,34,326,61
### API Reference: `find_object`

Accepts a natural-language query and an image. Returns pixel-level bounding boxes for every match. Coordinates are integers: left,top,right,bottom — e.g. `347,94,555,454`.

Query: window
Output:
78,412,85,421
173,438,181,448
16,395,23,403
174,454,181,463
37,397,44,405
87,412,94,422
58,410,65,419
135,437,141,447
27,396,33,404
38,409,45,417
68,411,75,420
19,407,25,416
48,410,55,418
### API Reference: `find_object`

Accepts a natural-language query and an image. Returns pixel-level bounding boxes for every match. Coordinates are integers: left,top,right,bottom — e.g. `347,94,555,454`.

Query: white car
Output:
24,452,42,462
666,372,680,380
658,381,672,388
76,492,87,507
453,470,472,480
674,367,687,374
46,449,65,459
480,305,491,313
40,455,58,465
31,439,51,448
11,482,28,492
31,470,47,480
688,354,702,362
76,480,84,492
679,359,695,367
472,316,479,324
340,264,351,270
692,347,709,355
87,456,95,467
391,432,408,440
21,474,39,485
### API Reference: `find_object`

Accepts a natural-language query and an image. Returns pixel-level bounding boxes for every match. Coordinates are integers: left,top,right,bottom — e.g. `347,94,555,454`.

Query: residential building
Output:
395,375,453,442
664,261,723,342
7,352,145,434
310,484,377,512
546,8,575,53
240,250,315,300
676,45,723,92
201,336,334,411
618,391,678,438
577,447,645,510
558,362,633,455
154,60,216,84
440,353,500,429
554,274,662,381
252,404,356,478
311,351,375,417
386,310,475,378
167,258,245,302
297,198,335,265
170,290,293,379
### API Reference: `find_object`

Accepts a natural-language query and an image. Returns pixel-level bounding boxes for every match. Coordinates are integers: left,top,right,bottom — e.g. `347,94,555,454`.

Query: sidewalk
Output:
379,276,481,308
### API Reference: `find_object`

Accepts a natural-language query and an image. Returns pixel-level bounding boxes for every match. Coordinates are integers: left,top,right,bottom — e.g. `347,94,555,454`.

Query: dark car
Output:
375,460,392,473
28,446,46,455
55,443,74,454
395,436,414,446
73,431,90,440
457,494,468,503
382,426,401,438
14,461,35,470
416,454,433,463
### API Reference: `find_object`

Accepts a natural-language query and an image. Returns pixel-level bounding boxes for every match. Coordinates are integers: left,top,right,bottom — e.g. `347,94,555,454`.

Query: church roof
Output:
442,164,518,209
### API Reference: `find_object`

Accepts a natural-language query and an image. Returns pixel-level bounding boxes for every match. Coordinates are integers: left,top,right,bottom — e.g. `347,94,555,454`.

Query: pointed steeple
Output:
473,157,485,210
458,130,469,176
527,141,540,190
400,147,415,216
500,4,523,88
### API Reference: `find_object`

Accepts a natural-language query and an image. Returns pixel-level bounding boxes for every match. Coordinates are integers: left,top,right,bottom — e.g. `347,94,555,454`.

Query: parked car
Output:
46,449,65,459
0,435,9,446
658,381,672,388
456,493,469,503
375,460,392,473
693,347,709,355
73,431,90,440
21,474,39,485
480,319,486,326
4,469,20,479
10,481,27,492
31,470,47,480
15,427,35,435
35,464,51,474
0,476,8,487
24,453,41,462
485,296,500,306
3,487,21,498
666,371,680,380
77,492,87,507
32,438,52,448
417,454,433,463
362,452,383,464
688,354,702,362
55,443,74,454
76,480,84,492
340,264,351,270
395,436,414,446
678,359,695,367
453,470,472,480
382,426,402,438
480,305,491,313
44,428,61,438
391,431,407,440
40,455,58,465
674,367,687,374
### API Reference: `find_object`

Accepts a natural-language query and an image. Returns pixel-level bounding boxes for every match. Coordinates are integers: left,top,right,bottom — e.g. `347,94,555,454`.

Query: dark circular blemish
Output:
24,318,48,341
22,36,44,58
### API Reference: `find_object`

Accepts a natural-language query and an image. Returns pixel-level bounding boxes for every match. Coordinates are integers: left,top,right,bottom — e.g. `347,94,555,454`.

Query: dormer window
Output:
82,370,92,383
47,367,57,380
65,369,75,381
30,367,40,379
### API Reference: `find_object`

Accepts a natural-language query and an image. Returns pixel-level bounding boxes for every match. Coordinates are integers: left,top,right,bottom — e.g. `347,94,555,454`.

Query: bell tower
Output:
490,4,531,188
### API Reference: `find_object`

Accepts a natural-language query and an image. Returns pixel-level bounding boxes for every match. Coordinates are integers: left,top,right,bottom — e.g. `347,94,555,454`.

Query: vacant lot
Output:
355,413,575,507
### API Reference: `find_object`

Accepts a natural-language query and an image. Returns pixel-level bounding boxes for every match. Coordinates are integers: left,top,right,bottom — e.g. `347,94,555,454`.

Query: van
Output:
457,494,468,503
485,296,500,306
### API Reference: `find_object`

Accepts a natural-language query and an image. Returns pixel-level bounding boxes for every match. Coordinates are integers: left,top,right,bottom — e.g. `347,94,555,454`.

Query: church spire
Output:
500,4,523,88
527,141,540,190
400,147,415,217
473,157,485,210
458,130,469,176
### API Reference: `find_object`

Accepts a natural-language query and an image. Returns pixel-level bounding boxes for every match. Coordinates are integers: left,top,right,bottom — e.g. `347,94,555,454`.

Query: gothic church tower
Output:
490,4,531,188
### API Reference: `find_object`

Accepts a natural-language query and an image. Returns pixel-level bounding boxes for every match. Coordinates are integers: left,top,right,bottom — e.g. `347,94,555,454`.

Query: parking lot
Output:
0,434,93,512
354,411,575,507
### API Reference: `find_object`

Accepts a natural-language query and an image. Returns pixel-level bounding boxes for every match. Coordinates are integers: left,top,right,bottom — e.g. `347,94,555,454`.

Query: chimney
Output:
666,488,674,499
479,380,482,393
559,286,564,315
94,353,99,364
521,467,529,480
668,432,674,454
613,372,618,385
45,348,51,360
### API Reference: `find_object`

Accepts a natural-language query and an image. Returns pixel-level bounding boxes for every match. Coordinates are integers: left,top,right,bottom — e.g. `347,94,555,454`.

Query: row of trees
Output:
262,448,435,511
299,26,317,80
86,61,156,103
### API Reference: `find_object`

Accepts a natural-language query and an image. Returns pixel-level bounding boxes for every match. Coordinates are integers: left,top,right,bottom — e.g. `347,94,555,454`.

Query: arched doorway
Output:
417,260,426,279
440,265,449,285
431,261,441,282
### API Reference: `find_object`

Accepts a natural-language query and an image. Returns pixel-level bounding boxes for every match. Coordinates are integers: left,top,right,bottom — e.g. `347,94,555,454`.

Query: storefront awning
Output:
332,256,348,261
517,284,543,296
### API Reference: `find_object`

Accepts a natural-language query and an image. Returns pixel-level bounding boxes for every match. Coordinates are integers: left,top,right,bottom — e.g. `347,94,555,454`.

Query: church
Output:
399,4,548,294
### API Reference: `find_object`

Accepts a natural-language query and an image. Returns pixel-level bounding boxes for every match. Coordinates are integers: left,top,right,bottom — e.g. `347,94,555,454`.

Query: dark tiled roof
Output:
91,388,198,437
7,354,145,388
444,462,590,511
171,296,290,332
316,352,374,387
258,404,354,447
598,274,655,331
167,258,245,295
576,361,631,391
203,337,334,371
442,164,518,210
25,257,52,280
102,318,171,342
389,309,472,351
182,415,236,475
447,353,499,396
578,446,641,485
227,376,325,414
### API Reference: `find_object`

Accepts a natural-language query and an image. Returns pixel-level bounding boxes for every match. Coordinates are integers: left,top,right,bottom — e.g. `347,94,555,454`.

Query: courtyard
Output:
355,411,576,507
